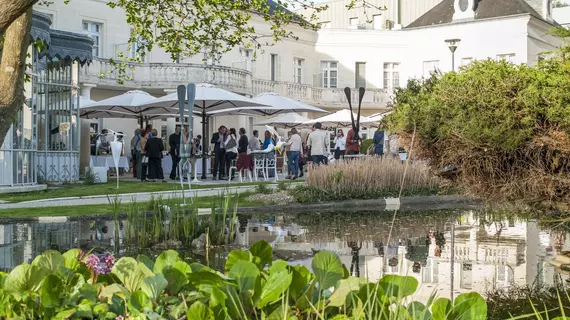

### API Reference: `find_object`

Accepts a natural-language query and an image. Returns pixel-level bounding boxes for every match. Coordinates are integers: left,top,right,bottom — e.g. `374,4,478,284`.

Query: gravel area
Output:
245,191,296,205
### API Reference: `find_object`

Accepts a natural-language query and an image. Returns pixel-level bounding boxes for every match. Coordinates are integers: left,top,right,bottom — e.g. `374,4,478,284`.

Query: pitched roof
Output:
405,0,551,29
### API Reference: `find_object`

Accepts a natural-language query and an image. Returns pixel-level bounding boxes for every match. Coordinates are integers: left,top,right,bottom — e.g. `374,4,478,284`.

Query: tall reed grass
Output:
300,157,442,201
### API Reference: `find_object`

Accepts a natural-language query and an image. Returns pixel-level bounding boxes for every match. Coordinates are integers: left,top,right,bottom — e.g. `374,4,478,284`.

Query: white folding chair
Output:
266,156,278,182
253,154,267,181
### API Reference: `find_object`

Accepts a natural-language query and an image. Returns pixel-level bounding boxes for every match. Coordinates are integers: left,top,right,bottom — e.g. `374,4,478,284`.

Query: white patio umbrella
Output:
251,92,327,115
304,109,373,128
255,112,312,129
80,90,164,121
360,111,392,128
139,83,271,178
77,96,137,119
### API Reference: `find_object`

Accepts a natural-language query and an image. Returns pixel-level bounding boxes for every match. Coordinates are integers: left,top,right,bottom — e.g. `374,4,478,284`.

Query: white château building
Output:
0,0,564,188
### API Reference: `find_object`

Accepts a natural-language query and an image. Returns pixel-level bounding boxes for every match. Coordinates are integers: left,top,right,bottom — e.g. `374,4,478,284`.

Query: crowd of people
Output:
91,121,395,182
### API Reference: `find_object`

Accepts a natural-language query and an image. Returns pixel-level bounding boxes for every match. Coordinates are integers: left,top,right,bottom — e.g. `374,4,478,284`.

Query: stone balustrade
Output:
251,79,392,108
82,58,392,108
82,59,252,95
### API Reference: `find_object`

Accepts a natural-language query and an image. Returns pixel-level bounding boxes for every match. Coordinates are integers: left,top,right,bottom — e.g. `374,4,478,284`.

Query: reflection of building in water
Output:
238,211,563,302
0,219,122,271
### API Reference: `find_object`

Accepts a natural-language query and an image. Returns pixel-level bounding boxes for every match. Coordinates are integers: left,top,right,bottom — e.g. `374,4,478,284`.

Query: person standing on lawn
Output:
345,127,360,156
169,125,182,180
284,128,302,179
307,122,329,166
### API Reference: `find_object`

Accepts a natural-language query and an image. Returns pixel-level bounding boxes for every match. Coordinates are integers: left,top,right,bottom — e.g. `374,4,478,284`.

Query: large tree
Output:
0,0,381,149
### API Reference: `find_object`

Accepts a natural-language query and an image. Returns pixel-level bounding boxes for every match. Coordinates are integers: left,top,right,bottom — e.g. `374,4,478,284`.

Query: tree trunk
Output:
0,0,37,35
0,8,32,149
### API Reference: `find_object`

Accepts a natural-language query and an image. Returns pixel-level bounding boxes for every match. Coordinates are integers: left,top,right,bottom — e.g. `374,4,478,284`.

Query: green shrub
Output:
277,180,289,191
0,241,488,319
360,138,374,155
385,52,570,206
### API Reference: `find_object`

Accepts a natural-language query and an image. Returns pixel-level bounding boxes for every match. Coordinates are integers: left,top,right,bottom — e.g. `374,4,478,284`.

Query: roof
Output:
406,0,553,29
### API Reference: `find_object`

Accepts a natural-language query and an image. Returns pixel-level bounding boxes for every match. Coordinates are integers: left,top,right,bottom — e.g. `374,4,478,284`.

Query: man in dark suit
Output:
169,125,182,180
211,125,227,180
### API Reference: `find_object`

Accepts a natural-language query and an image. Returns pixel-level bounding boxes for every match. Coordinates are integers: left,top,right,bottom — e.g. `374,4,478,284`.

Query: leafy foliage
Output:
0,241,487,319
385,43,570,207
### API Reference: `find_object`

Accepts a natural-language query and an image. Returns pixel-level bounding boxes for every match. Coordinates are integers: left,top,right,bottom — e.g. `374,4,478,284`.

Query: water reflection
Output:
0,210,566,301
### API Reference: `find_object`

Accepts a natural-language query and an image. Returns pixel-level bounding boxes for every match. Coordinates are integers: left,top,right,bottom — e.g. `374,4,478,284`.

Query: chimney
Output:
525,0,553,20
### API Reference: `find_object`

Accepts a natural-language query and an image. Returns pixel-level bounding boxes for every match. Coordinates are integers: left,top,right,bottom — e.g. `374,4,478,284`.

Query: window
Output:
373,14,383,30
349,17,359,28
355,62,366,88
294,58,303,84
497,53,515,62
270,54,279,81
422,60,439,78
129,29,146,62
383,63,400,89
321,61,338,88
240,48,253,60
461,57,473,66
83,21,101,57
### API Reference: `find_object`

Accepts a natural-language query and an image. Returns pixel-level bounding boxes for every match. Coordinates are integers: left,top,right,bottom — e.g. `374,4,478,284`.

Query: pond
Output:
0,209,567,304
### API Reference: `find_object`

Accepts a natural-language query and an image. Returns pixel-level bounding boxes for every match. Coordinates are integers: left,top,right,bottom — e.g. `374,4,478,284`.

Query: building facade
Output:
17,0,562,185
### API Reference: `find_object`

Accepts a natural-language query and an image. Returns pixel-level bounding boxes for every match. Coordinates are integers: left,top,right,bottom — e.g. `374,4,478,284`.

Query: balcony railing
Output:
81,58,392,108
82,58,252,95
251,79,392,108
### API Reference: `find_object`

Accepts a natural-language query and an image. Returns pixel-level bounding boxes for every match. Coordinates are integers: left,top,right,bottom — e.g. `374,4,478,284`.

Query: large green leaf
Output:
5,264,46,299
328,277,368,307
174,261,192,275
451,292,487,320
378,275,418,299
40,273,63,308
186,301,214,320
289,265,312,301
163,266,188,296
128,290,153,313
229,260,260,294
140,274,168,301
257,270,292,308
137,254,155,272
32,250,64,273
312,251,344,290
225,249,251,271
407,301,431,320
99,283,130,302
187,272,229,287
62,249,82,271
249,241,273,269
112,257,145,293
431,298,452,320
154,250,180,274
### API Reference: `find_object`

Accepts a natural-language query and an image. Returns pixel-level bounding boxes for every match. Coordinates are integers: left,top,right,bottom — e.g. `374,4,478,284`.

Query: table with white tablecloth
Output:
162,155,210,175
89,156,130,172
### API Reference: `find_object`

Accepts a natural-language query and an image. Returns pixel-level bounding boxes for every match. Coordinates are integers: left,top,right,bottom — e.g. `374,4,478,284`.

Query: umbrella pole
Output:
139,115,144,129
201,108,207,179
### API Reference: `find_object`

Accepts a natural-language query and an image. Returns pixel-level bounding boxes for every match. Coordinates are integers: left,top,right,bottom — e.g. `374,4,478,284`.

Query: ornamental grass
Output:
303,156,442,201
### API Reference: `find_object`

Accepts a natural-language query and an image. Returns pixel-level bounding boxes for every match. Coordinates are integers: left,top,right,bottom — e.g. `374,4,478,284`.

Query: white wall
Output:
406,17,531,78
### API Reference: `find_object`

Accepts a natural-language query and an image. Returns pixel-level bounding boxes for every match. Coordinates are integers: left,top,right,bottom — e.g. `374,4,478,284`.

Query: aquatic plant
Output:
119,193,241,250
0,241,488,319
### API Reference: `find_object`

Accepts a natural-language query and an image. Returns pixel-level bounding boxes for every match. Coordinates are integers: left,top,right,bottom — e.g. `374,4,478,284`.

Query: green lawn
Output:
0,180,301,203
0,193,265,218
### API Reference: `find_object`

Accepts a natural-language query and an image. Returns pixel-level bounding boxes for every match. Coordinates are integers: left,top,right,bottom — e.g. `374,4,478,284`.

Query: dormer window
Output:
453,0,475,21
